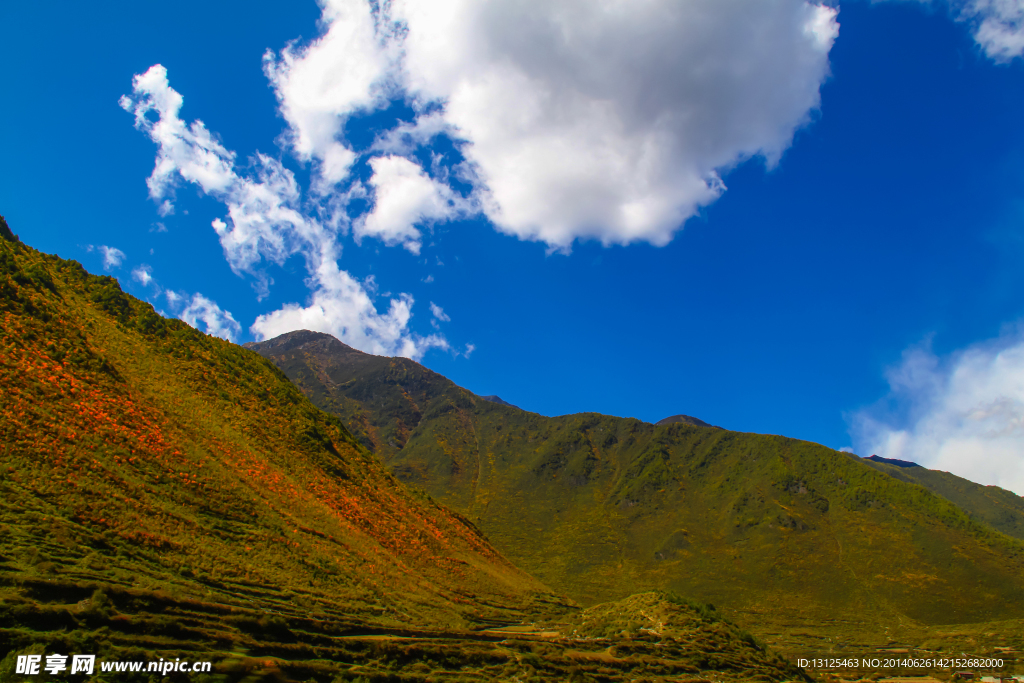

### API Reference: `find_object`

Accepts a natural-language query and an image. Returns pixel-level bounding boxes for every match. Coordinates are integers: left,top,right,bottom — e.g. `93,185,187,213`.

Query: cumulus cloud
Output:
127,0,844,357
265,0,838,249
958,0,1024,61
246,235,449,358
123,64,446,359
848,332,1024,495
99,245,125,270
251,259,448,356
356,155,468,252
262,0,398,184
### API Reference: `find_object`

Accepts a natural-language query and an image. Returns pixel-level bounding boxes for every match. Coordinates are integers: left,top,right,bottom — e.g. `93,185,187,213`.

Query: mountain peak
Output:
655,414,717,428
244,329,373,358
864,454,921,468
480,395,519,409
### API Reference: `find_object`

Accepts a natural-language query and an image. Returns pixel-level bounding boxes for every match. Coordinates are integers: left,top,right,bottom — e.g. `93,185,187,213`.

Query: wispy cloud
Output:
164,289,241,342
180,293,242,342
123,64,447,359
895,0,1024,62
132,264,155,287
99,245,125,270
429,302,450,322
848,330,1024,495
429,301,450,330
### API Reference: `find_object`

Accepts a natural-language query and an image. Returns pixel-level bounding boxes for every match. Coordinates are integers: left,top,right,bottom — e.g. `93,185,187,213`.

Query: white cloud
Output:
429,301,450,322
356,155,467,253
266,0,838,249
960,0,1024,61
251,259,449,358
262,0,398,184
124,64,448,359
896,0,1024,62
177,292,243,342
122,65,320,297
849,332,1024,495
463,343,476,358
99,245,125,270
119,67,235,210
369,112,451,156
839,446,855,453
132,264,155,287
428,301,451,330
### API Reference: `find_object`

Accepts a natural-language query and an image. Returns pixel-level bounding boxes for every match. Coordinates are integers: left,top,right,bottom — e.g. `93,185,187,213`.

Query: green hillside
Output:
0,228,810,682
860,456,1024,540
247,330,1024,666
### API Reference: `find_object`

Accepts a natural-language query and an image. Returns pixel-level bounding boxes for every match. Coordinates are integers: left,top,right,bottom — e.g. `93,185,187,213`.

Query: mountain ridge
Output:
1,234,812,682
248,328,1024,662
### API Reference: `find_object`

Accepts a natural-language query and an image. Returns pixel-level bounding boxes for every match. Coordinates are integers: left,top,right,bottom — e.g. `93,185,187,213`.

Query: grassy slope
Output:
247,331,1024,665
859,458,1024,541
0,235,812,683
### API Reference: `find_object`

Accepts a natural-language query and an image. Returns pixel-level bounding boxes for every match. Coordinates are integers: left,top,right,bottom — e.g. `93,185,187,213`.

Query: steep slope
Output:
0,233,813,683
242,329,469,462
248,330,1024,664
0,234,547,667
860,455,1024,541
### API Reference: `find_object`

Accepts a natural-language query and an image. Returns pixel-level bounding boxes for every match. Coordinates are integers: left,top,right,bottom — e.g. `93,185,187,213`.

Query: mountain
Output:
860,454,1024,541
480,395,518,409
656,414,717,428
864,454,920,468
0,232,808,682
248,330,1024,665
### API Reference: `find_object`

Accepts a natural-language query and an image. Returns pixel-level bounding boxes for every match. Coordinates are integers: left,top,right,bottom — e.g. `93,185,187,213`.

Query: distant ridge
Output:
247,327,1024,659
481,394,519,409
656,414,718,428
864,454,920,468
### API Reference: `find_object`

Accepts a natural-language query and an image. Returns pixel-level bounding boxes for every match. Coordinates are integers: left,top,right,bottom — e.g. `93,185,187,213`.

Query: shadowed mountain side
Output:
865,454,921,468
0,234,818,682
243,331,511,465
248,330,1024,656
860,455,1024,541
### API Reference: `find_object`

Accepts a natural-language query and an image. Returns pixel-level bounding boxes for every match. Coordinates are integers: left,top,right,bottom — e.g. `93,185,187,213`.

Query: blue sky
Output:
4,0,1024,493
